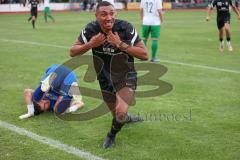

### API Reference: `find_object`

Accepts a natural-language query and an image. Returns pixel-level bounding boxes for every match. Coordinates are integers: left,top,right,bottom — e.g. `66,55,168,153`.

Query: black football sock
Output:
226,37,230,42
32,20,35,28
44,14,47,22
109,118,124,137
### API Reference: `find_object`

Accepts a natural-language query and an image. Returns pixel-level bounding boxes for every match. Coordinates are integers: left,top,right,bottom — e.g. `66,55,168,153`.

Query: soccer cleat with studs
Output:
103,133,115,149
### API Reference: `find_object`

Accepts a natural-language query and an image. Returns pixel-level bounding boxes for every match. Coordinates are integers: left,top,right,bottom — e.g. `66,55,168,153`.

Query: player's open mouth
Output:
104,21,113,27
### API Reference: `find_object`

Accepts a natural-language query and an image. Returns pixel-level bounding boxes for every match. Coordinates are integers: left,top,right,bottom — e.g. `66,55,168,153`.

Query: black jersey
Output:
210,0,233,16
78,19,141,82
29,0,39,9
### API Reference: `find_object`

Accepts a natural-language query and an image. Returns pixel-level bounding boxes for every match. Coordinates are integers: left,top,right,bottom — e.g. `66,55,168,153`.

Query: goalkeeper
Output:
19,64,84,119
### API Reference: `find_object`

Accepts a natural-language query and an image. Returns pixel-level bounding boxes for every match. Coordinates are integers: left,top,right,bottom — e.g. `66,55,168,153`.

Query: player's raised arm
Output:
70,33,106,57
118,40,148,60
106,31,148,60
69,39,92,57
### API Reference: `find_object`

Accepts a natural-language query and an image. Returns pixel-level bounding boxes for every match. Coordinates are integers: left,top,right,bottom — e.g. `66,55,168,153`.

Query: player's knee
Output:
225,25,230,31
54,98,71,114
224,22,230,27
116,112,128,123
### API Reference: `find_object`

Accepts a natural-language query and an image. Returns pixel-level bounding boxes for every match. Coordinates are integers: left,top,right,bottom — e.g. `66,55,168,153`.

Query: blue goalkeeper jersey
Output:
34,64,78,110
42,64,77,95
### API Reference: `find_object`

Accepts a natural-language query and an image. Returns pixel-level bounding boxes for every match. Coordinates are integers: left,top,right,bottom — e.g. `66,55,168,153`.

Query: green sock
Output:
48,15,54,22
151,40,158,59
143,39,147,46
44,14,47,22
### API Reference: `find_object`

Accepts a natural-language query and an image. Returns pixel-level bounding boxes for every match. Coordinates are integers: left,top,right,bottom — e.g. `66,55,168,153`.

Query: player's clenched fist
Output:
89,33,106,48
107,31,121,47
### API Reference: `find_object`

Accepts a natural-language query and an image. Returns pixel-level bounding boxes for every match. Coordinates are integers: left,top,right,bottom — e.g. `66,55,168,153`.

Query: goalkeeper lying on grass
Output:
19,64,84,119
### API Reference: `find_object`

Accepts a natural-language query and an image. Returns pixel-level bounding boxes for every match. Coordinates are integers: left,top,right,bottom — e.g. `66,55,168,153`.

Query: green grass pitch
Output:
0,10,240,160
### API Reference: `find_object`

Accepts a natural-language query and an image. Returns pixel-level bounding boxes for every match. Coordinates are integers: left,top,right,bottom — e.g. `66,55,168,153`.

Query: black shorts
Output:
217,14,230,29
99,73,137,94
98,73,137,108
31,8,38,17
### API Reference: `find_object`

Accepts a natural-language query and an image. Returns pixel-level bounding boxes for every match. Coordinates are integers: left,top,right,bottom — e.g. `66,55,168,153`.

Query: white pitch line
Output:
0,38,68,49
160,59,240,74
1,38,240,74
0,120,105,160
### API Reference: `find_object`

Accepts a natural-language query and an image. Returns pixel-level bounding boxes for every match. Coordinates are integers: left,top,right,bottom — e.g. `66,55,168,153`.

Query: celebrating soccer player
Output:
70,1,148,148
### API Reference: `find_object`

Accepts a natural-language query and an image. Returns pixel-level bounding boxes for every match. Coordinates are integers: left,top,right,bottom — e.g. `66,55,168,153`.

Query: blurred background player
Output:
27,0,39,29
44,0,55,23
206,0,240,52
19,64,84,119
140,0,163,62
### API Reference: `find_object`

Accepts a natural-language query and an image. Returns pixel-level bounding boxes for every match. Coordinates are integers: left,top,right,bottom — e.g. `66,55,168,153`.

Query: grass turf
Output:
0,10,240,160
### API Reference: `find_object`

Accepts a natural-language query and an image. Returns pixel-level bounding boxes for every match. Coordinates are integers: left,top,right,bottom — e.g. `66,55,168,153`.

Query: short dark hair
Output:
33,101,43,115
96,1,114,11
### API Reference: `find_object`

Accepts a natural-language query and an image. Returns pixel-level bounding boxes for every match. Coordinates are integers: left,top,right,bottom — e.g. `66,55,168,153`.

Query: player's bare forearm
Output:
140,9,143,21
106,31,148,60
158,9,164,23
232,6,240,18
53,96,63,113
69,40,91,57
160,14,163,24
70,33,106,57
24,89,34,105
119,41,148,60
